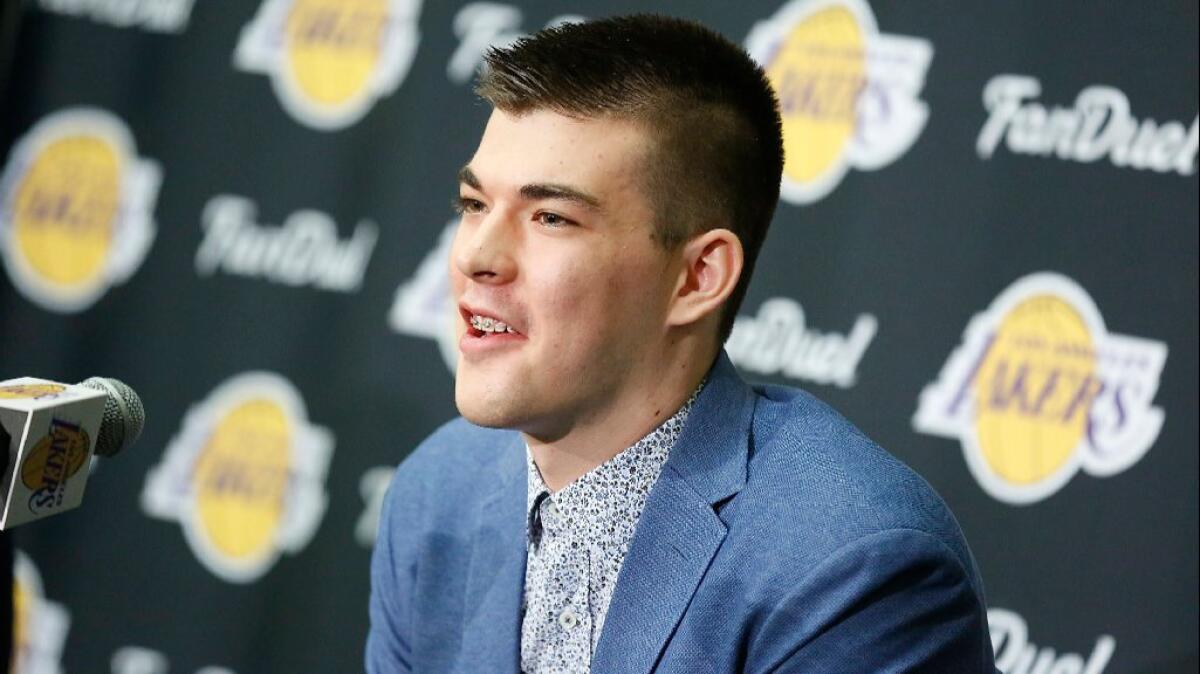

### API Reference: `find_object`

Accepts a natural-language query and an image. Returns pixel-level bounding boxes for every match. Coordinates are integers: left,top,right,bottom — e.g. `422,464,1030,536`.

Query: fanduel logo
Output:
356,466,395,547
447,3,585,84
111,646,236,674
38,0,195,33
978,74,1198,175
989,608,1115,674
726,297,876,388
196,195,378,292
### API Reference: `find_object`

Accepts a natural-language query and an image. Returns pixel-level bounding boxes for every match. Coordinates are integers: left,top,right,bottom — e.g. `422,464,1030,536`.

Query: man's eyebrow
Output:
458,166,481,190
519,183,602,211
458,165,602,212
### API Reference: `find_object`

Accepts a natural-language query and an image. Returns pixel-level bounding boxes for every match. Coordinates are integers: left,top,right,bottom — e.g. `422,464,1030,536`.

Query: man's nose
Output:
452,211,518,283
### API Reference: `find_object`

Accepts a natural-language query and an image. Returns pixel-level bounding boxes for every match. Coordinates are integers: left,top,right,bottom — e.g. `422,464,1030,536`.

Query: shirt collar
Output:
524,382,704,543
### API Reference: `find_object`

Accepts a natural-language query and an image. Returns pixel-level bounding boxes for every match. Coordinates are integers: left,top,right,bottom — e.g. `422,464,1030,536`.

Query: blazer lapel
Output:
455,433,527,674
591,353,755,674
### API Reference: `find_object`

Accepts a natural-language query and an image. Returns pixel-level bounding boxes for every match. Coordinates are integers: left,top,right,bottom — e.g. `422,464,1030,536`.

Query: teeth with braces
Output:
470,315,515,334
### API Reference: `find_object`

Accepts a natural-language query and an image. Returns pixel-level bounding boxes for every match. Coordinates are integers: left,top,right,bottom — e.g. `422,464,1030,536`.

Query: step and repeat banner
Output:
0,1,1196,673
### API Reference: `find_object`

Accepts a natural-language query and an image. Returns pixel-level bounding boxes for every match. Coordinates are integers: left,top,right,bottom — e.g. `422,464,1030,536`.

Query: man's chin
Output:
456,405,513,429
454,384,518,429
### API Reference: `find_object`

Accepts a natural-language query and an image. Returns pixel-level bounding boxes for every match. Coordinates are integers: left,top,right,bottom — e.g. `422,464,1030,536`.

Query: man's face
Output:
451,109,681,438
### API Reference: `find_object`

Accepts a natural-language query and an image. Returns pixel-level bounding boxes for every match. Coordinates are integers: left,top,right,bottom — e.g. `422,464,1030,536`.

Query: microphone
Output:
0,376,145,529
76,377,145,458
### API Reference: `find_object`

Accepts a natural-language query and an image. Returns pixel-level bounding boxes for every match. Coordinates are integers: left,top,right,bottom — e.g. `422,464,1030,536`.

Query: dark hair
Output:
476,14,784,343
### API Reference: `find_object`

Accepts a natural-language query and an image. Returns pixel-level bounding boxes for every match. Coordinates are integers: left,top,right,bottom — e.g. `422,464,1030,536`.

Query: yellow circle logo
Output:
11,552,70,674
766,5,865,187
973,295,1095,485
20,422,90,491
12,575,31,670
235,0,423,130
192,398,292,566
0,383,67,399
285,0,389,108
913,272,1168,504
0,108,160,312
746,0,933,204
142,372,334,583
11,135,120,289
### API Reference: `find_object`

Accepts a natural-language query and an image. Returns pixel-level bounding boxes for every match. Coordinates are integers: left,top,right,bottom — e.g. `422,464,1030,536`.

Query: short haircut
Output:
476,14,784,342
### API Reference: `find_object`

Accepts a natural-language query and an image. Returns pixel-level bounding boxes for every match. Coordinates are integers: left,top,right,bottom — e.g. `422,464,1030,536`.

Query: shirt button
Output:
559,609,579,629
545,501,560,518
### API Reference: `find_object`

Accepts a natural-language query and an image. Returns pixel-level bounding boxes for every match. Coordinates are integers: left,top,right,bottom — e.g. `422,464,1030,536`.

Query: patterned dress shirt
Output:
519,390,700,674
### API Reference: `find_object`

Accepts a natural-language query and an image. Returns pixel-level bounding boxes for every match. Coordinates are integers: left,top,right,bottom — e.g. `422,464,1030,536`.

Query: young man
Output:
367,15,997,674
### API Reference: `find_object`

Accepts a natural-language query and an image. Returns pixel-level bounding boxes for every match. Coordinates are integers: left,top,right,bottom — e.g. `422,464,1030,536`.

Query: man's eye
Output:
535,211,573,228
454,197,485,215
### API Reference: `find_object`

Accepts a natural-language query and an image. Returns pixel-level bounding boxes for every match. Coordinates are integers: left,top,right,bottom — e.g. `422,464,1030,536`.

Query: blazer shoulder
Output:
738,384,977,574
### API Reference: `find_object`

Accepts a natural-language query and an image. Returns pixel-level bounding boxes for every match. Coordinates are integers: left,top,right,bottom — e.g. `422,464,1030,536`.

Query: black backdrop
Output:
0,1,1196,673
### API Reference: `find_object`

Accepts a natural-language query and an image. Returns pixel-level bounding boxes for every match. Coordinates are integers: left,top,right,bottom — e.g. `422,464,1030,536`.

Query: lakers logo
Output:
0,108,160,312
141,372,334,582
0,383,67,400
21,419,90,515
235,0,424,130
388,220,460,373
914,273,1167,504
11,551,70,674
746,0,932,204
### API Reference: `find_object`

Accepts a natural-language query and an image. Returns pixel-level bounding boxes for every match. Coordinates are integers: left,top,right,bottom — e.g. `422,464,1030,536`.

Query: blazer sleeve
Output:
365,474,417,674
750,528,996,674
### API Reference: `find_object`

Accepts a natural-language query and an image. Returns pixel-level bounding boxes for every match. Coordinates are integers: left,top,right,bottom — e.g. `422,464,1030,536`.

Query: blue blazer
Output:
367,354,997,673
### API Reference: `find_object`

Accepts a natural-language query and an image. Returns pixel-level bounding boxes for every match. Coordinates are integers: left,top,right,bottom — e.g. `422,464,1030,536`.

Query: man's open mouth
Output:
462,308,522,338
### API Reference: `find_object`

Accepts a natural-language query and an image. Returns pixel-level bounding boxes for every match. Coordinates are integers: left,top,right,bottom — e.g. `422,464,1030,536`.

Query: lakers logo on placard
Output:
746,0,932,204
142,372,334,582
914,273,1167,504
0,383,67,400
0,108,160,312
235,0,424,130
21,419,90,515
11,551,70,674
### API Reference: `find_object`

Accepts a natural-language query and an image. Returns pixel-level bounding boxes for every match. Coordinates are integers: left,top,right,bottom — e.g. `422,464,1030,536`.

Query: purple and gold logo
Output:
12,551,70,674
0,383,67,400
0,108,160,312
746,0,932,204
234,0,423,130
914,273,1167,504
20,419,90,515
142,372,334,582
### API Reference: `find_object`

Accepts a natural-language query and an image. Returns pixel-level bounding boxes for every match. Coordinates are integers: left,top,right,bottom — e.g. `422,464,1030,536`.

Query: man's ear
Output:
666,228,744,328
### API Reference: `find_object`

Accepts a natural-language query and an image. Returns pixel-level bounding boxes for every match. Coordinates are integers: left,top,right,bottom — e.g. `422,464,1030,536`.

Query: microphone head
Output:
78,377,145,457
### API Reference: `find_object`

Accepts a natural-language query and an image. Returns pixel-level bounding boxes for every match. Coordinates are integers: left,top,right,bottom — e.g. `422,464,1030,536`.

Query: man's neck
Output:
524,346,714,492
